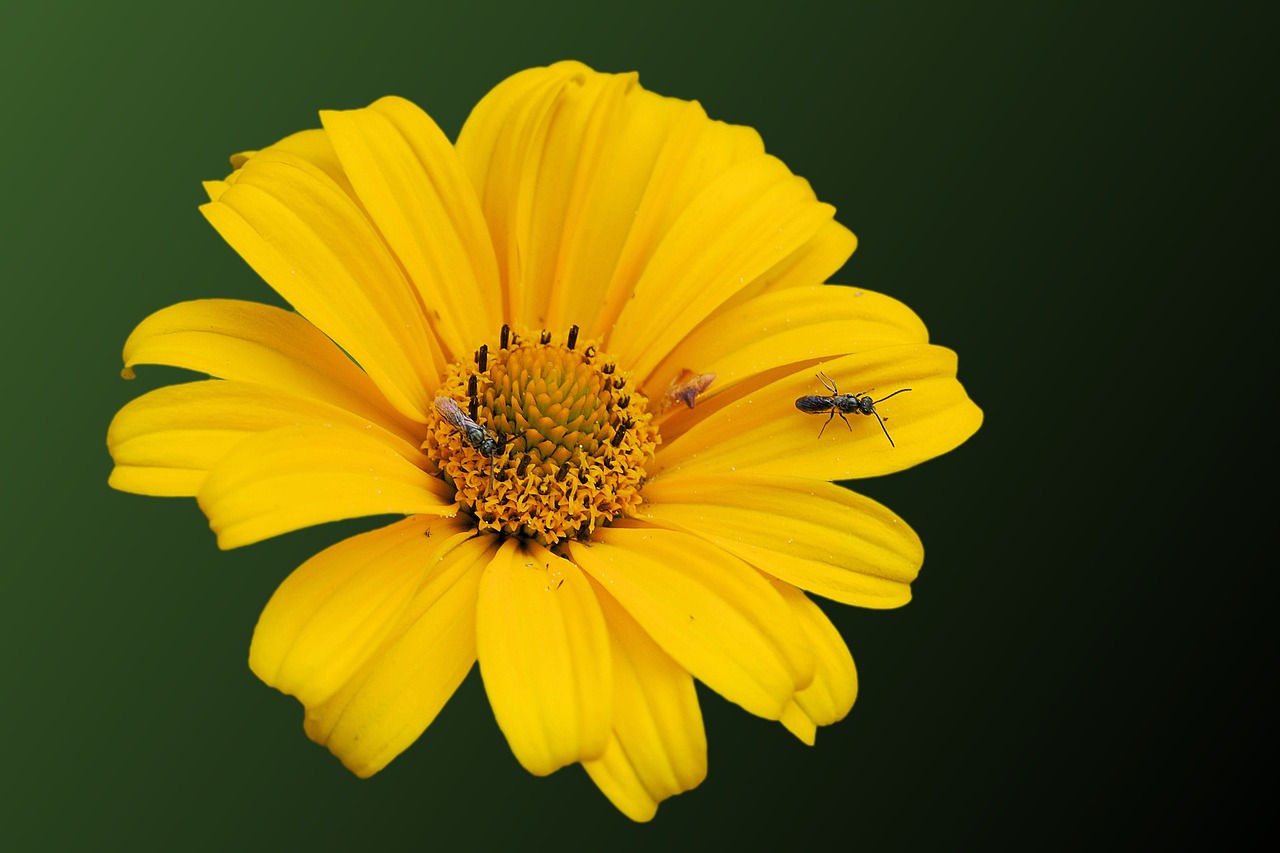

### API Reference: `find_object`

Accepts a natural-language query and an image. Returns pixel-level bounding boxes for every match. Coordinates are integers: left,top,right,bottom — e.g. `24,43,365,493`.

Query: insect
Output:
434,396,504,488
794,372,912,446
663,368,717,411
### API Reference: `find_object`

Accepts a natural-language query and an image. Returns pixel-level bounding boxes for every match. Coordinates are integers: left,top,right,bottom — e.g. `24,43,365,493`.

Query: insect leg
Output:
817,410,835,438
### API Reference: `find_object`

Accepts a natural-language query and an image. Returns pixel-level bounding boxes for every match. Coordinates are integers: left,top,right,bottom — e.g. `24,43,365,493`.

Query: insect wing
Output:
434,396,472,430
795,395,834,414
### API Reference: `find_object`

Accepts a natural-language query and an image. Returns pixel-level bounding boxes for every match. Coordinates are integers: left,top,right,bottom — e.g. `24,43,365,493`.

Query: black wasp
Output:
434,397,504,488
794,372,912,446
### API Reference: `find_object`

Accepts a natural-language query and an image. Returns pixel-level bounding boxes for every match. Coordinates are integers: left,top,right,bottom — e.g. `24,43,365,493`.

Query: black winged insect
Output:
434,396,504,489
794,371,912,446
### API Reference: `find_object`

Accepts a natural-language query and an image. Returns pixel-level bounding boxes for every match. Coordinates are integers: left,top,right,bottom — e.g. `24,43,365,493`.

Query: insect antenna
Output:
873,388,912,404
870,388,912,447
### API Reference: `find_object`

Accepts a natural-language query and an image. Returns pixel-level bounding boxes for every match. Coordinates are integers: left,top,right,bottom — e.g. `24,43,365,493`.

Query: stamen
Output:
422,324,659,545
611,417,633,448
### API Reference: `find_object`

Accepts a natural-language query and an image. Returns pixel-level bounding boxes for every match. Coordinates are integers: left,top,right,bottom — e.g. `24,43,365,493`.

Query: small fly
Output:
794,372,912,446
434,396,504,488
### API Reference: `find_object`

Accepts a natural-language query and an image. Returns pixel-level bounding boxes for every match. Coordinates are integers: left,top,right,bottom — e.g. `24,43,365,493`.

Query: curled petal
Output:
779,700,818,746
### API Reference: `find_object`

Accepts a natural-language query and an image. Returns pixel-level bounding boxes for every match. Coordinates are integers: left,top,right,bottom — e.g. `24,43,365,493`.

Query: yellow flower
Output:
107,60,982,821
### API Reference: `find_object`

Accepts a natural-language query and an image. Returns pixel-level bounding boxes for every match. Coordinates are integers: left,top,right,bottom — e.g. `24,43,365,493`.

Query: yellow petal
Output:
640,474,920,608
197,424,456,549
456,61,591,324
779,700,817,746
609,155,840,381
455,61,767,337
583,583,707,822
537,76,687,337
108,380,423,497
728,219,856,304
476,539,612,776
203,179,231,203
120,298,418,439
321,98,501,358
656,344,983,480
222,127,357,203
588,97,766,340
200,148,443,422
462,67,683,335
770,578,859,729
500,69,640,334
568,525,813,720
298,531,498,777
249,515,477,708
647,285,929,400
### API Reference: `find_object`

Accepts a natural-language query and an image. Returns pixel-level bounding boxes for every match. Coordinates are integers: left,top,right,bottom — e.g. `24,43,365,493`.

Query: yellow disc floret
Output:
423,325,659,545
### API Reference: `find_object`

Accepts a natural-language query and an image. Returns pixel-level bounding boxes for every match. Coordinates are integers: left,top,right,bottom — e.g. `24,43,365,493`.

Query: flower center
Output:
423,325,659,545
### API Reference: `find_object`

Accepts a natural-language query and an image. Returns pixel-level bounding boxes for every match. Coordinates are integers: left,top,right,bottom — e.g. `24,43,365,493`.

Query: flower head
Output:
107,60,982,821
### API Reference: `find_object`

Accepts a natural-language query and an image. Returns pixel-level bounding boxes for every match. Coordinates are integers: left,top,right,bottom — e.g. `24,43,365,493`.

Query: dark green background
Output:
2,1,1271,849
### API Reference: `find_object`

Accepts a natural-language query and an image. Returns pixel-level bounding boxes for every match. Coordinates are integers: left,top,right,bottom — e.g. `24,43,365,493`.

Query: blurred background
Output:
1,0,1271,848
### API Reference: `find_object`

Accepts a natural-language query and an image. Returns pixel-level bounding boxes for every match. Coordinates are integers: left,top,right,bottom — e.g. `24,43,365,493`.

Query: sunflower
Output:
107,60,982,821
